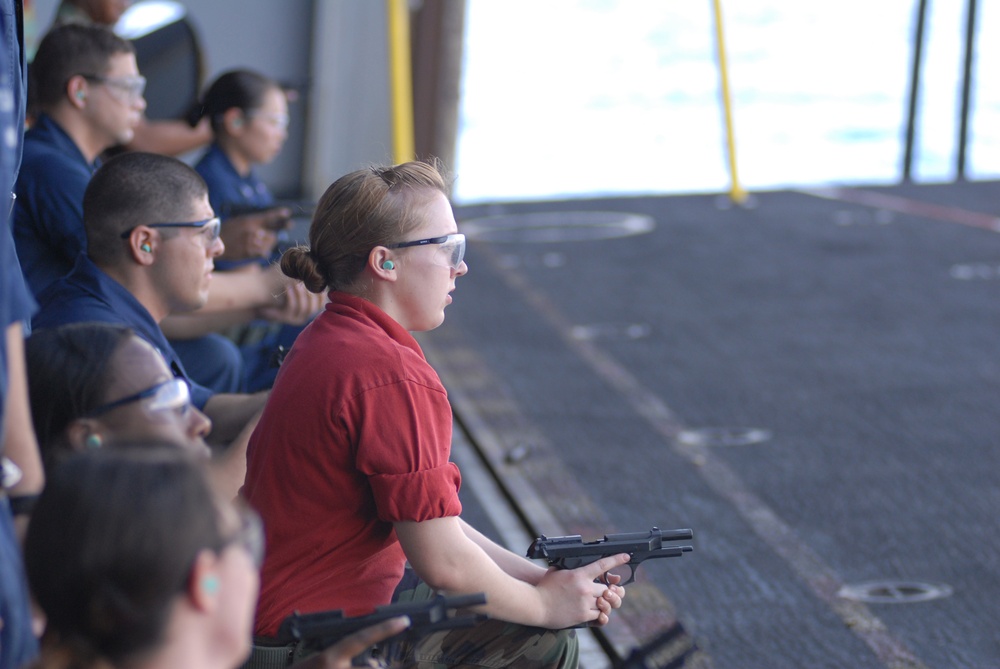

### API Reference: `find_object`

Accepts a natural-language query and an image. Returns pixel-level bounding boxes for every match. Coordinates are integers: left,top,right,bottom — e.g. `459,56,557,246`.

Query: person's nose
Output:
209,234,225,258
189,406,212,440
455,259,469,277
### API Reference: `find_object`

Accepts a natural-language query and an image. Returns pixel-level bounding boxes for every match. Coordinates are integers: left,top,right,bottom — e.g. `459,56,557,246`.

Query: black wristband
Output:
8,493,40,516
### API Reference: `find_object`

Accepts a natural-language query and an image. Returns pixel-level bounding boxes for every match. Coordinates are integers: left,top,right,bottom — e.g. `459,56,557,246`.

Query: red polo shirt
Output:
243,292,462,636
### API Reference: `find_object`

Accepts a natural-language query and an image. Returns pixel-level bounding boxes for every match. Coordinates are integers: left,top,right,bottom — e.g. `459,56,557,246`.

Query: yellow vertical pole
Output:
387,0,416,163
711,0,747,204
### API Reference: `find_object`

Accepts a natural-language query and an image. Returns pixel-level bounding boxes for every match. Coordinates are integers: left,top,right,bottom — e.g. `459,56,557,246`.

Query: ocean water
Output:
454,0,1000,203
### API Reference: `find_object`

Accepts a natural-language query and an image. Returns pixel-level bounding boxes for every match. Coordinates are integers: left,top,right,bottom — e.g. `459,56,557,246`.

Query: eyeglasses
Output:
184,505,264,593
80,73,147,102
245,110,290,131
225,505,265,569
85,378,192,418
120,217,222,245
386,233,466,270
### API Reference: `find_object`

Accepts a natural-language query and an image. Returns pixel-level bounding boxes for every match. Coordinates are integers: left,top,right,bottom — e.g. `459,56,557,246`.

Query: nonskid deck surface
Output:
423,180,1000,669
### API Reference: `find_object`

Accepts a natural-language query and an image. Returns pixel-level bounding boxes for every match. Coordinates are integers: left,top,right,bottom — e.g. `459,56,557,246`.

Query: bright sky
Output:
454,0,1000,203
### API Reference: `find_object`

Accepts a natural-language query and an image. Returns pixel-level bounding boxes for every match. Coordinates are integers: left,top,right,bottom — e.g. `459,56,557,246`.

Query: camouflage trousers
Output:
387,569,579,669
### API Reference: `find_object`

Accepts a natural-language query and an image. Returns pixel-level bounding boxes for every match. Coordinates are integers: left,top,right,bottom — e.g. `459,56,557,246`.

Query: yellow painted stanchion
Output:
387,0,415,164
711,0,748,205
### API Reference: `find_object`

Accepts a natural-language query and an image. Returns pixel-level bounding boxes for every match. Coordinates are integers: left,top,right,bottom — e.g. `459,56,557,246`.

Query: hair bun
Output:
279,246,327,293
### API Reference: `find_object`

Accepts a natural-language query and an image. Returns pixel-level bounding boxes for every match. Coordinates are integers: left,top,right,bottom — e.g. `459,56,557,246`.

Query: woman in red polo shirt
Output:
242,160,627,668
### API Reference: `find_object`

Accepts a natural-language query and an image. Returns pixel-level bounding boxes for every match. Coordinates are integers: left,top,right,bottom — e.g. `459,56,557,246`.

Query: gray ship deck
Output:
424,180,1000,669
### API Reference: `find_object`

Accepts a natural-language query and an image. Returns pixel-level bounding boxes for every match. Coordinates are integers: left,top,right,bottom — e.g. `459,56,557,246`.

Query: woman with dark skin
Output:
24,322,254,498
25,322,211,466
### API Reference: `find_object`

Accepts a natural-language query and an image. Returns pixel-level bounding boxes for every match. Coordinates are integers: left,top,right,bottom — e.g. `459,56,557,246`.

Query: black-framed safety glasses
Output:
120,217,222,244
85,378,191,418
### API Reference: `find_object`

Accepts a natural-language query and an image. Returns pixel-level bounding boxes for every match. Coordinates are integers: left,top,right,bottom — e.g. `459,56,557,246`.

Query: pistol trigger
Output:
599,570,611,586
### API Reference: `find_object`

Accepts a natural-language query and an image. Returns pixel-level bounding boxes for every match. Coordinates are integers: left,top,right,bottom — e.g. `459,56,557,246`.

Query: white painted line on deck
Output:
801,186,1000,232
476,242,931,669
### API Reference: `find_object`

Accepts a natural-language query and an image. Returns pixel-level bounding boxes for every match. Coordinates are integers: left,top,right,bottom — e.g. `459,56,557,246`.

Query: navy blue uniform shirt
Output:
196,141,274,214
1,2,40,667
14,113,98,297
33,255,215,409
195,143,275,272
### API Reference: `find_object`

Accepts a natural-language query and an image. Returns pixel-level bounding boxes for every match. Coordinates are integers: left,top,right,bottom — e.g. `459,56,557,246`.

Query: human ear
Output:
66,419,103,452
124,227,157,265
187,550,222,612
223,108,245,135
369,247,397,281
67,75,88,109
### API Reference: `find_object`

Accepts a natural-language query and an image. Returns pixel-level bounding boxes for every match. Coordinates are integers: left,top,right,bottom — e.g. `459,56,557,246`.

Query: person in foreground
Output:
242,160,627,669
24,447,411,669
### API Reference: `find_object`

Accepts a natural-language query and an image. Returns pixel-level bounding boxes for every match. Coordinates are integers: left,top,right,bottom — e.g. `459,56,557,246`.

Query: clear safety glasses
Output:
85,378,193,419
387,233,466,270
225,505,266,568
120,217,222,245
81,74,147,103
245,110,290,131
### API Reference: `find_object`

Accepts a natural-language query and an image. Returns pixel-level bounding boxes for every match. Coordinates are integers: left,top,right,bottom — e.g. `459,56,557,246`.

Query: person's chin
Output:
185,292,209,312
194,440,211,459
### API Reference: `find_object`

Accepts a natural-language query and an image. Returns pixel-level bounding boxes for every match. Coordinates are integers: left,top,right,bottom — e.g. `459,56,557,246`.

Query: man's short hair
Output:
84,152,209,266
30,24,134,110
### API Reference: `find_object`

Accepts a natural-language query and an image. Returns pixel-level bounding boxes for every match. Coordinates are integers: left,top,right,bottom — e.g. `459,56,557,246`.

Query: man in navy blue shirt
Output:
14,24,144,297
34,151,268,450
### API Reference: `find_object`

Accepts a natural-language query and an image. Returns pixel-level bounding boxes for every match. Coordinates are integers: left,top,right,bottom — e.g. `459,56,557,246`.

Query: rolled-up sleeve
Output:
370,462,462,522
351,378,463,523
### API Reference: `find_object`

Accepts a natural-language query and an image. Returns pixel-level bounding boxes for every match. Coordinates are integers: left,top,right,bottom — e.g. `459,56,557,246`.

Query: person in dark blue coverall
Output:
190,69,306,392
32,151,269,487
13,24,142,297
0,1,42,667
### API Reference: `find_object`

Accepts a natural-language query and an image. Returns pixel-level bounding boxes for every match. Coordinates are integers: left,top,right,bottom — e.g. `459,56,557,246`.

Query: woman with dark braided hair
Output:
242,160,629,669
25,322,212,470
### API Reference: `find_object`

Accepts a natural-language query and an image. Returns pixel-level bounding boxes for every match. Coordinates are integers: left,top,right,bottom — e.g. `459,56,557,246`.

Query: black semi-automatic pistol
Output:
527,527,694,585
276,592,487,653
